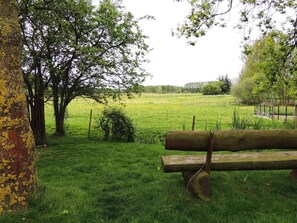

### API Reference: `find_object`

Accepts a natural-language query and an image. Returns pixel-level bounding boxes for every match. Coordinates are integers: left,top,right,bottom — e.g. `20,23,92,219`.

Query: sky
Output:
93,0,245,86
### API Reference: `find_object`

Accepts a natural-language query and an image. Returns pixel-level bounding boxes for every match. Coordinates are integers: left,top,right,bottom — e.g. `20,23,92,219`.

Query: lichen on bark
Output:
0,0,36,213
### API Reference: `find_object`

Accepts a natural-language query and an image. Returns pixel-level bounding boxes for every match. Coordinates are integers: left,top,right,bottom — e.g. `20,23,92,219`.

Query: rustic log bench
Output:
161,130,297,201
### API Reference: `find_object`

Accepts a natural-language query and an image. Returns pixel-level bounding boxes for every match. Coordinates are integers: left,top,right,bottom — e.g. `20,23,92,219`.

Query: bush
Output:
201,82,223,95
231,77,260,104
98,107,135,142
229,110,251,129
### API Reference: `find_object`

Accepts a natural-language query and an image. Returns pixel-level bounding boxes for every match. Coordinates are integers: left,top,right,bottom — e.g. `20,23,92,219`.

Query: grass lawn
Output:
1,94,297,222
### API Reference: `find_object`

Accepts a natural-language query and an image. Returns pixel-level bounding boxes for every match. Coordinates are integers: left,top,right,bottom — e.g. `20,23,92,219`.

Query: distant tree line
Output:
144,75,232,95
143,85,184,94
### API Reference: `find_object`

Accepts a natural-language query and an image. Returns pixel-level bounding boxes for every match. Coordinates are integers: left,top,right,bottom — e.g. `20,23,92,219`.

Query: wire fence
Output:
254,104,297,122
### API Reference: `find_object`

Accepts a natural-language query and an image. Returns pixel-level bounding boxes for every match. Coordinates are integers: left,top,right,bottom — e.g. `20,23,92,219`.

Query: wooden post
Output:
294,105,297,129
278,105,280,120
205,132,214,174
260,104,262,115
286,105,288,120
88,109,93,139
192,115,196,131
264,104,266,117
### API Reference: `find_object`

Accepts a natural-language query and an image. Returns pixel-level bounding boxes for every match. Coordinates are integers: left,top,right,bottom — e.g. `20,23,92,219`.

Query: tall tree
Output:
18,0,49,146
19,0,150,136
232,32,297,104
0,0,36,213
255,32,297,104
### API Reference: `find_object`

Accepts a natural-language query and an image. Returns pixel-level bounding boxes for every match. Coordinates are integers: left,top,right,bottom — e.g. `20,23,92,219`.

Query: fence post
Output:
295,105,297,129
278,105,280,120
192,115,196,131
285,105,288,120
88,109,93,139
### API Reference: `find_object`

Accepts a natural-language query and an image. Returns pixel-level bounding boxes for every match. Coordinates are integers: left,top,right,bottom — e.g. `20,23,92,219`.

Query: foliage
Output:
18,0,150,136
232,31,297,105
229,109,251,129
201,81,223,95
144,82,209,94
217,74,232,94
174,0,297,48
184,81,205,93
98,107,135,142
254,32,297,104
231,77,259,104
143,85,184,94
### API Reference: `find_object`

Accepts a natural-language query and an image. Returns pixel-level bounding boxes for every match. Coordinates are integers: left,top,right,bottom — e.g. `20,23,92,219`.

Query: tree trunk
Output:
54,102,66,136
27,66,47,146
0,0,36,213
55,113,66,136
29,93,47,146
52,73,66,136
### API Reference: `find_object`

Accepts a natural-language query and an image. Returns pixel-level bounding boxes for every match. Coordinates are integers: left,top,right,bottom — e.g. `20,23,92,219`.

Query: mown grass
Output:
1,94,297,223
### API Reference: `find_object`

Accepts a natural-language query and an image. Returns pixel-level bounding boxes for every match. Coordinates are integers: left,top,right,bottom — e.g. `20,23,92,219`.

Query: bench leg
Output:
290,169,297,181
182,171,211,201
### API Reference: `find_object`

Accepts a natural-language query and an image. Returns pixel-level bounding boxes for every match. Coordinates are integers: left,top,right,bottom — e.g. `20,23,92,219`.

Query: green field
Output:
1,94,297,223
46,94,286,138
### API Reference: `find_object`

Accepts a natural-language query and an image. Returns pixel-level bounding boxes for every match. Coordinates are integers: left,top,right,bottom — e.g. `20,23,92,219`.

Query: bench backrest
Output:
165,130,297,152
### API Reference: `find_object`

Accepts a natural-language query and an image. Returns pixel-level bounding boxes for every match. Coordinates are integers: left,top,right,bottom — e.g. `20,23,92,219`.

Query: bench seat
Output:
161,151,297,173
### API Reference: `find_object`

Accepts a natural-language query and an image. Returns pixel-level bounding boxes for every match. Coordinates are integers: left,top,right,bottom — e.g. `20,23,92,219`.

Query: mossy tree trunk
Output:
0,0,36,214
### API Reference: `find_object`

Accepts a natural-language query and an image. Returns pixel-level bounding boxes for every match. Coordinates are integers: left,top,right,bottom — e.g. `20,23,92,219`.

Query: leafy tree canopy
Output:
232,31,297,104
201,81,223,95
174,0,296,49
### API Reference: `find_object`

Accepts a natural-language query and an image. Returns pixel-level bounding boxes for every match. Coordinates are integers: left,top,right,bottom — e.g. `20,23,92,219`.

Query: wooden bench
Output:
161,130,297,201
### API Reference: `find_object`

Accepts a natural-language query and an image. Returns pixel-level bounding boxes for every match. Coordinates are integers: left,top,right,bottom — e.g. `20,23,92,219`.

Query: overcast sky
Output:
94,0,245,86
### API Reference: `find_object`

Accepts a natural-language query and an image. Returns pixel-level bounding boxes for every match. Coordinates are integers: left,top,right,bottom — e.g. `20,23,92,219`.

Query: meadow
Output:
1,94,297,223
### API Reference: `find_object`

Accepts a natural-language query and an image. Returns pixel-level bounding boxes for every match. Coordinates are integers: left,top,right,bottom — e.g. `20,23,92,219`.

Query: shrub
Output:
231,77,260,104
98,107,135,142
201,82,223,95
229,109,251,129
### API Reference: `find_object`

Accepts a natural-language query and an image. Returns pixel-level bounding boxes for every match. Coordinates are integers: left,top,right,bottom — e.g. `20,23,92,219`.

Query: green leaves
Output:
98,107,136,142
19,0,150,135
232,31,297,105
175,0,297,46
